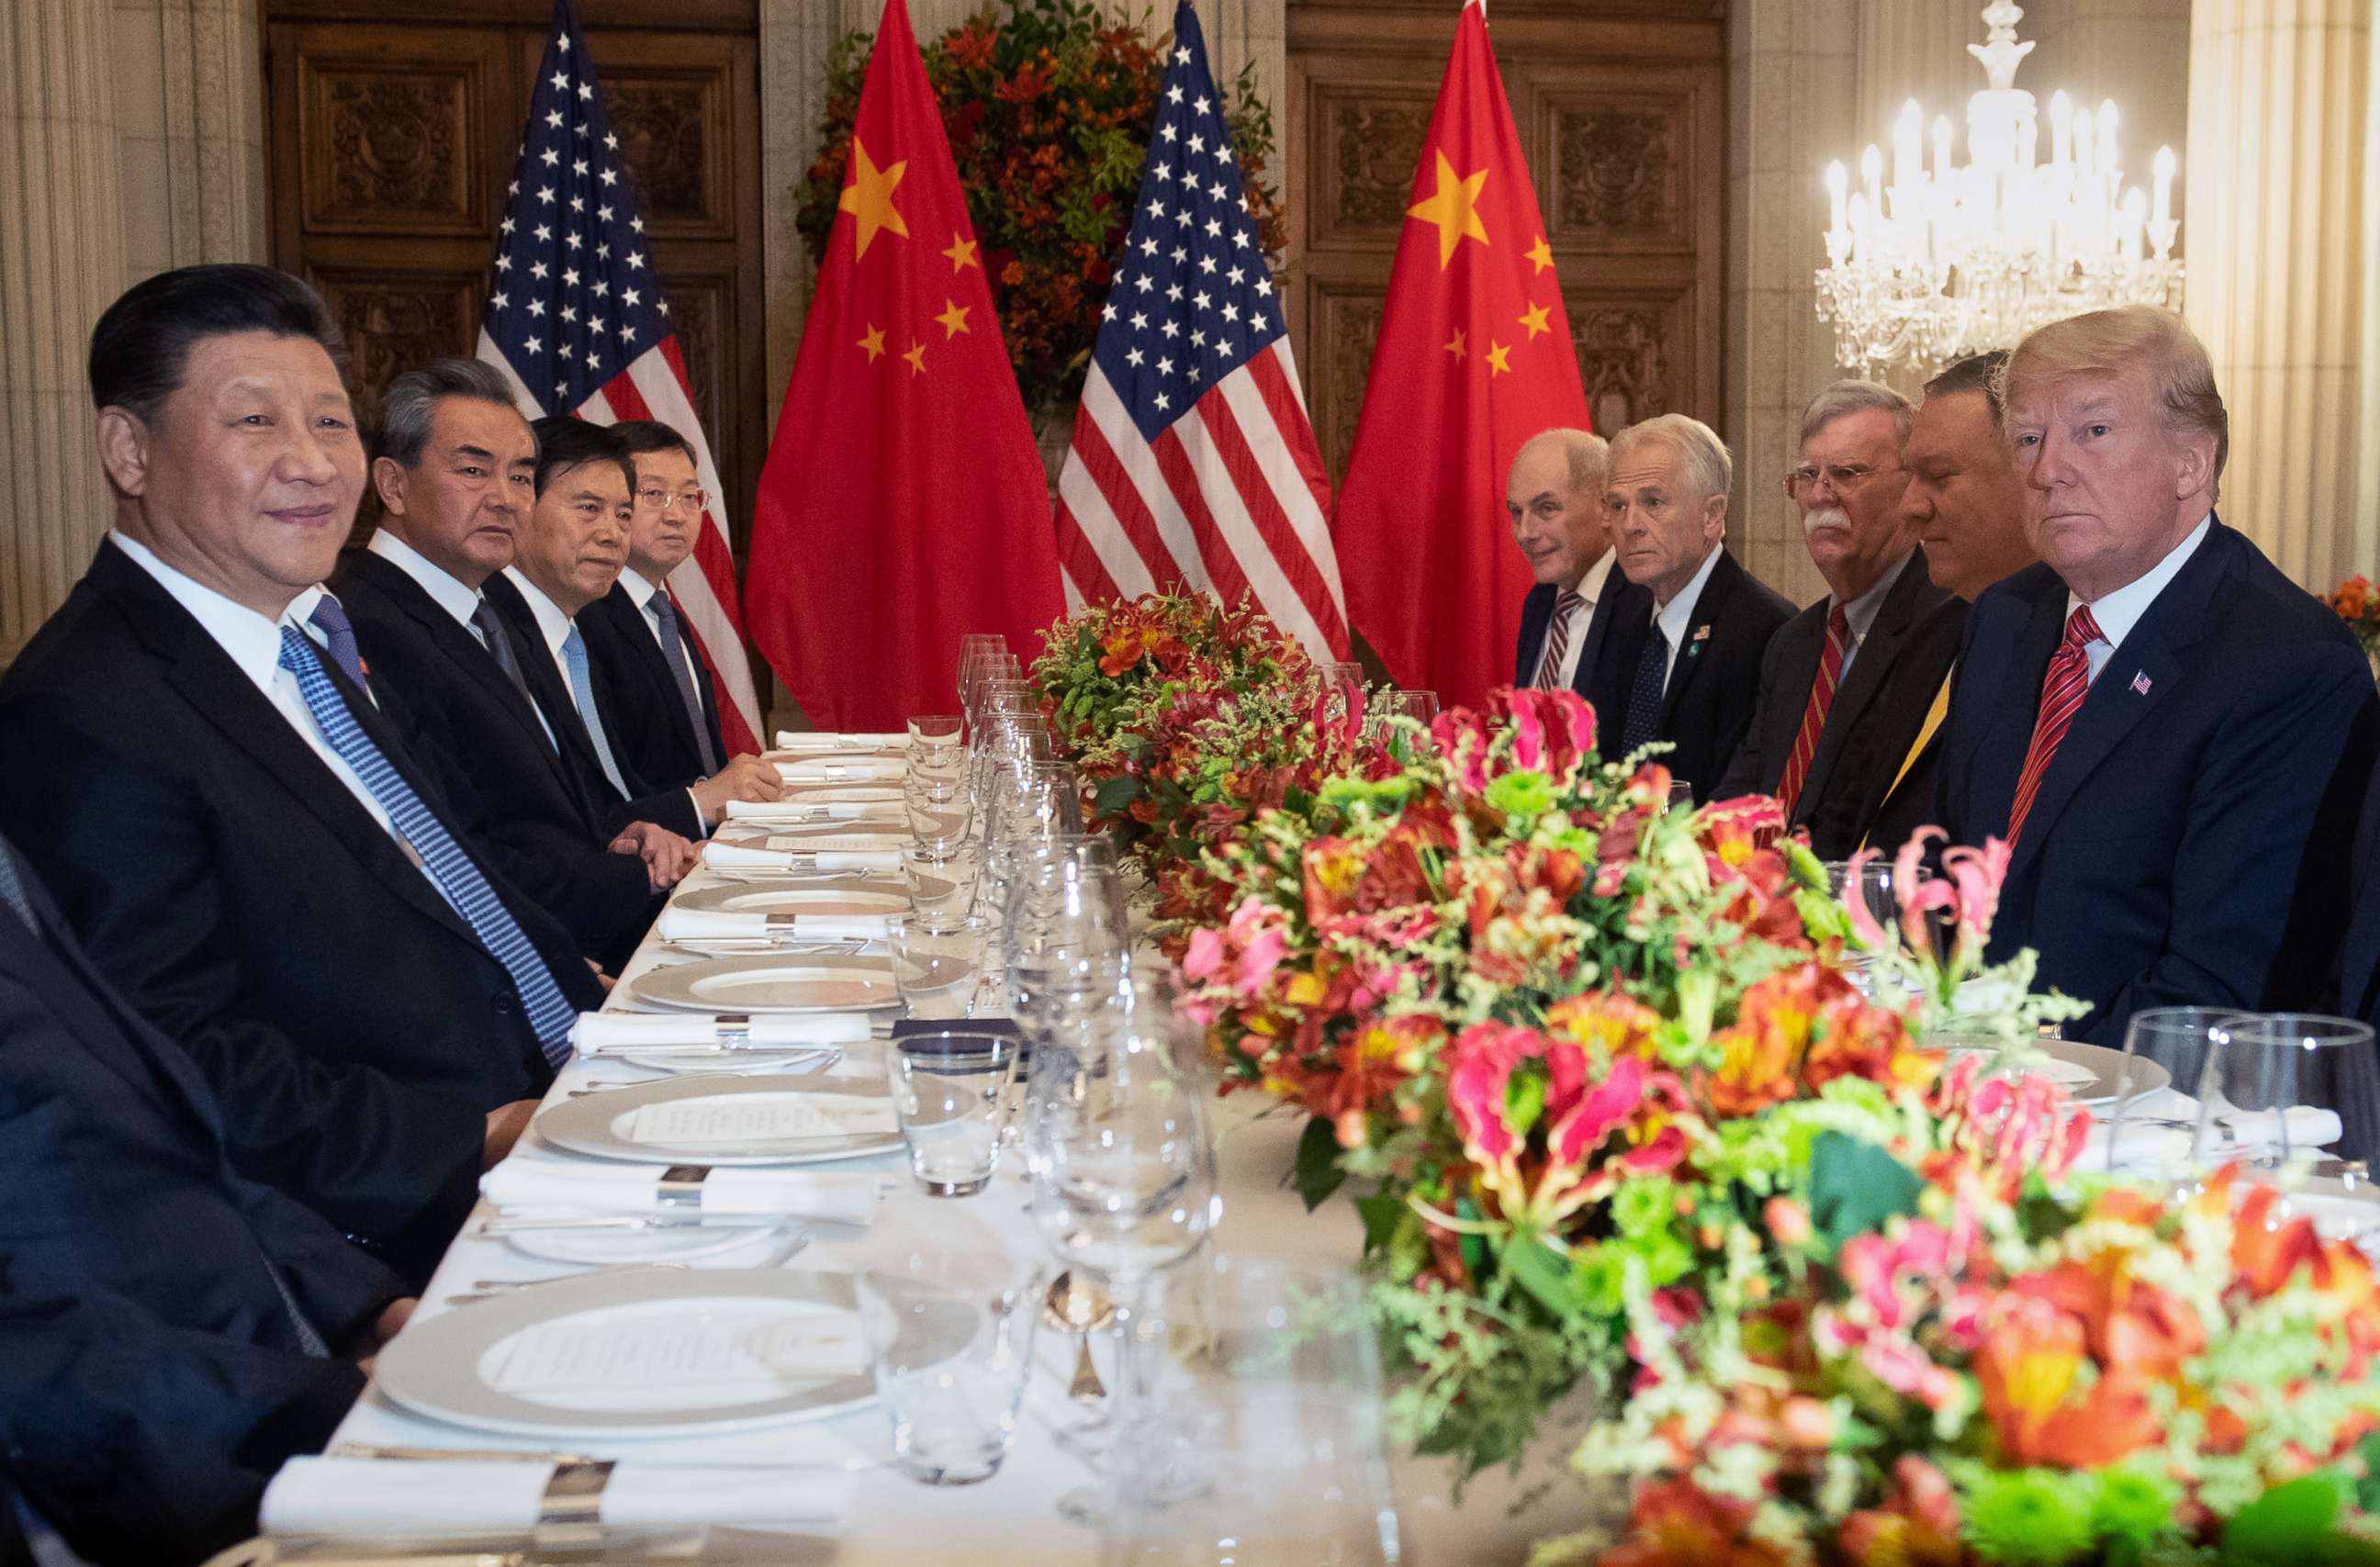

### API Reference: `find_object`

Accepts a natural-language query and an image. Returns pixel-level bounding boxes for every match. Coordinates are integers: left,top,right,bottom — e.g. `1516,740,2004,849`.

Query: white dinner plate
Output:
674,882,910,918
1947,1038,2168,1107
623,955,898,1014
504,1217,802,1268
611,1046,843,1078
374,1269,878,1438
532,1075,903,1165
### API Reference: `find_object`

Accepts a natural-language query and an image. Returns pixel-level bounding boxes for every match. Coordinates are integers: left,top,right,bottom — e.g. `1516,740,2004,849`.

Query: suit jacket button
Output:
492,991,519,1016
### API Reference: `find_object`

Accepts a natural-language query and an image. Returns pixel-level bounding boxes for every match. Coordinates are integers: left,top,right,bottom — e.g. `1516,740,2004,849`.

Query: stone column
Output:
2184,0,2371,589
1725,0,1860,606
110,0,270,280
0,0,129,666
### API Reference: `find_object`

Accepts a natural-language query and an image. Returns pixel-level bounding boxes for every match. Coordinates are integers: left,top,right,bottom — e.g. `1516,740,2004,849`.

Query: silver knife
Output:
469,1214,785,1237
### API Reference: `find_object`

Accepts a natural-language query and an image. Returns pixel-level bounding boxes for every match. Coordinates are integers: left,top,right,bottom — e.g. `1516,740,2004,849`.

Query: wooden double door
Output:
1285,0,1728,474
262,0,767,543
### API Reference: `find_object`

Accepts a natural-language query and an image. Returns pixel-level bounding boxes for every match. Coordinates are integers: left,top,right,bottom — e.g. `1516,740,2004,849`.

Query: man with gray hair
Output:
1506,427,1650,699
1715,379,1952,853
1589,413,1793,800
330,357,696,972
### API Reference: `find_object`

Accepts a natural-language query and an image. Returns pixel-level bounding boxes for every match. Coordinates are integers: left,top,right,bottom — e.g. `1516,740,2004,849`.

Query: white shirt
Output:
1649,543,1726,689
2064,513,2213,683
369,527,483,633
1541,549,1616,689
107,532,446,895
503,565,706,832
1831,551,1914,684
617,565,705,694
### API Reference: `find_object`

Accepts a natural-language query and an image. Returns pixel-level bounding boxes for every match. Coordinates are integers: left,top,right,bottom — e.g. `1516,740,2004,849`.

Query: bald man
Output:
1508,428,1651,701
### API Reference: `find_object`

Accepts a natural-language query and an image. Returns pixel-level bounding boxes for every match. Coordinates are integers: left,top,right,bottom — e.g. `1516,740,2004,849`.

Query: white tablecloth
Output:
323,864,1594,1562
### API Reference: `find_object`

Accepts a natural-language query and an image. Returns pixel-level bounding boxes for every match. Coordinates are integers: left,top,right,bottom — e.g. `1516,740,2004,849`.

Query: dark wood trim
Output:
264,0,758,29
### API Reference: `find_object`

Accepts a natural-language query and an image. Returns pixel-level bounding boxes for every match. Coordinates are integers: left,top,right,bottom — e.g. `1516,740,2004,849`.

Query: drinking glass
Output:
1667,778,1697,810
888,912,991,1020
2104,1006,2249,1174
889,1029,1020,1194
909,712,964,748
1097,1254,1403,1566
905,773,973,840
1821,858,1900,945
2196,1013,2373,1167
903,839,980,918
858,1245,1043,1483
1393,688,1439,725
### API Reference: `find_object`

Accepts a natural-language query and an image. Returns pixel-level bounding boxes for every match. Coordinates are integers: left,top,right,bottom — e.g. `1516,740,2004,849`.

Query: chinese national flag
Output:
1334,0,1590,709
745,0,1062,730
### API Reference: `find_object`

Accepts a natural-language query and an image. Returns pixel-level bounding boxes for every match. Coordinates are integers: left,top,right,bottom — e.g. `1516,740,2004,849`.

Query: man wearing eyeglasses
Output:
580,420,743,790
1716,382,1951,854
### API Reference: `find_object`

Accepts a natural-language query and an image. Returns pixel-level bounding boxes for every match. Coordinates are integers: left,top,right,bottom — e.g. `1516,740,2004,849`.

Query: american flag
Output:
475,0,764,755
1053,2,1350,661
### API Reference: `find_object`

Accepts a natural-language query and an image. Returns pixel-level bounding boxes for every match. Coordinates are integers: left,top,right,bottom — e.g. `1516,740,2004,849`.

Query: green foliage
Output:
1805,1131,1925,1259
1294,1114,1346,1210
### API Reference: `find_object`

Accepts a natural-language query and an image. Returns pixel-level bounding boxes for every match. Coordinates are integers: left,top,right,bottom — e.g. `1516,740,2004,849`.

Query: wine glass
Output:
2104,1006,2248,1175
2196,1013,2372,1168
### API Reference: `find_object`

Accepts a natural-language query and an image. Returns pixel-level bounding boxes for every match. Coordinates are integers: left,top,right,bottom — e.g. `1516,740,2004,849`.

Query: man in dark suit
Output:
1933,306,2378,1046
1813,351,2041,856
0,834,414,1566
582,420,741,789
0,264,602,1282
482,419,780,840
332,361,694,971
1505,428,1652,703
1589,414,1794,801
1717,382,1952,854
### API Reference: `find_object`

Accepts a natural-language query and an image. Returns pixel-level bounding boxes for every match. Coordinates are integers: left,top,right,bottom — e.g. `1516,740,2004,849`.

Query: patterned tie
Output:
647,591,722,772
275,627,578,1066
307,594,369,691
1534,590,1586,689
471,598,556,752
1775,605,1851,816
2005,605,2105,849
1621,622,1670,755
561,623,630,798
0,842,37,935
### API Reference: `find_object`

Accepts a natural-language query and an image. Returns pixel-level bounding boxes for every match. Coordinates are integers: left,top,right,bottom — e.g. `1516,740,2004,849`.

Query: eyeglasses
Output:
1781,464,1900,498
637,486,711,514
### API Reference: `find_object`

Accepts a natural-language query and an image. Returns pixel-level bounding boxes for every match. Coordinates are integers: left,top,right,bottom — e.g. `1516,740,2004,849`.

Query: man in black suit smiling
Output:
0,264,602,1281
1589,414,1794,801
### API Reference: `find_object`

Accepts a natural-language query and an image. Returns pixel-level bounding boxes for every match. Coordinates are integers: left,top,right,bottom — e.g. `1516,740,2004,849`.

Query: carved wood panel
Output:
1308,285,1389,478
310,268,481,420
1310,84,1436,249
1564,288,1692,435
605,74,724,233
297,37,501,234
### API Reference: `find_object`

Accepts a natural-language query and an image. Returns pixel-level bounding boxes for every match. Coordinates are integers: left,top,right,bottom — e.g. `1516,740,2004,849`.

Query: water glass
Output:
1098,1255,1403,1566
2197,1013,2374,1167
905,775,972,840
889,912,990,1020
909,713,963,749
903,839,979,917
2105,1006,2248,1173
858,1245,1044,1483
1821,857,1900,942
889,1029,1020,1195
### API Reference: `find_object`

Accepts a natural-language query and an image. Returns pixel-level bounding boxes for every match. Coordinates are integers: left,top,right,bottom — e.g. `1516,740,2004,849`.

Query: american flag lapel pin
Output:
1690,624,1711,656
2130,670,2152,695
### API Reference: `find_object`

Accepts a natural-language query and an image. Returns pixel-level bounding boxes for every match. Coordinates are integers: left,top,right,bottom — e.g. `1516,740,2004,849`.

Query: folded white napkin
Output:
569,1013,870,1053
774,756,906,781
2208,1105,2344,1154
775,731,908,752
262,1458,855,1539
480,1161,881,1222
2083,1104,2343,1173
655,906,892,942
700,842,904,873
724,798,903,823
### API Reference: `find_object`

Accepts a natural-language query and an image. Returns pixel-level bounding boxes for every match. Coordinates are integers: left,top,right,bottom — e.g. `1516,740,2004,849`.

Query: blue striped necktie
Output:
276,626,578,1067
561,623,630,798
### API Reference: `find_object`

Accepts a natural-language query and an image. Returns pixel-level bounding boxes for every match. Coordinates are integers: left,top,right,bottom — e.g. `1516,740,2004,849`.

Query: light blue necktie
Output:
276,626,578,1067
561,623,629,798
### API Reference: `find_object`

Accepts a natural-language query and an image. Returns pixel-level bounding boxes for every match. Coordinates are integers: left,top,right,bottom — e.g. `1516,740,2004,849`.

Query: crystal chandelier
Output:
1814,2,2183,377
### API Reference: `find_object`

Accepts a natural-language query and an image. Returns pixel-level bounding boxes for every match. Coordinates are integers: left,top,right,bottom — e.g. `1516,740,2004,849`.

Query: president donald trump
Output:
1933,306,2377,1045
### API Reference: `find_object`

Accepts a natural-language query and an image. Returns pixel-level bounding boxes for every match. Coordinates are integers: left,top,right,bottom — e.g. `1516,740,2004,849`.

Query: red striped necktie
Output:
2005,604,2105,848
1775,605,1850,815
1535,589,1586,688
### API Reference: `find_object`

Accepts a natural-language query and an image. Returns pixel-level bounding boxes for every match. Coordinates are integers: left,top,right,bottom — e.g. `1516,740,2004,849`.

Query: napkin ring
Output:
657,1165,711,1208
533,1458,615,1549
713,1013,754,1044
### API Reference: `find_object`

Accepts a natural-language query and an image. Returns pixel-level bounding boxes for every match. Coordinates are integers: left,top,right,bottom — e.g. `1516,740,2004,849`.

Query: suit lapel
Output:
1799,554,1936,814
675,601,725,752
488,575,625,806
1659,551,1735,728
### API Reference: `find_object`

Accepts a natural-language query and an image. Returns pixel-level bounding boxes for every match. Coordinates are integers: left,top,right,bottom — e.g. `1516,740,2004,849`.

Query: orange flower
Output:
2231,1181,2328,1297
1972,1290,2161,1467
1603,1481,1793,1567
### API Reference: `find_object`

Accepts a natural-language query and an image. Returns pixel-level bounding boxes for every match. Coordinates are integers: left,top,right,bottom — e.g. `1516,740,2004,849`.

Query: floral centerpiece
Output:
797,0,1288,426
2332,576,2380,666
1170,684,2380,1560
1030,591,1394,931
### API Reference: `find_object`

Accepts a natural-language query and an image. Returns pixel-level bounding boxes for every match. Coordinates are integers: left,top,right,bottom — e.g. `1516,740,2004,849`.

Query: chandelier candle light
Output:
1816,1,2183,375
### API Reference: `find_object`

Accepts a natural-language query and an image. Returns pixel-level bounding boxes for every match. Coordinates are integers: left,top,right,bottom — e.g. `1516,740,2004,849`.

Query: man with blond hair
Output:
1716,380,1952,853
1589,413,1794,801
1506,427,1649,700
1934,305,2376,1046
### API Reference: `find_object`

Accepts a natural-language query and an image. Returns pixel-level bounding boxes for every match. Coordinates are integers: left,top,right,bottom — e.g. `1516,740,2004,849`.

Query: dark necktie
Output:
1776,605,1851,815
308,594,369,691
647,591,722,773
276,627,578,1065
2006,605,2104,848
1535,589,1586,689
1621,621,1669,754
471,597,556,751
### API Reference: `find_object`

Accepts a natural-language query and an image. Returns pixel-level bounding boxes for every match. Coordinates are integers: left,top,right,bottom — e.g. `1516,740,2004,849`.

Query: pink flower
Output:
1444,1021,1536,1164
1181,925,1225,981
1236,924,1287,993
1546,1050,1648,1166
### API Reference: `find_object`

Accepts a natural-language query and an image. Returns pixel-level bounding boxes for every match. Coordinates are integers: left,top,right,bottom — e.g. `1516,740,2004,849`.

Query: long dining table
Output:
310,849,1600,1564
